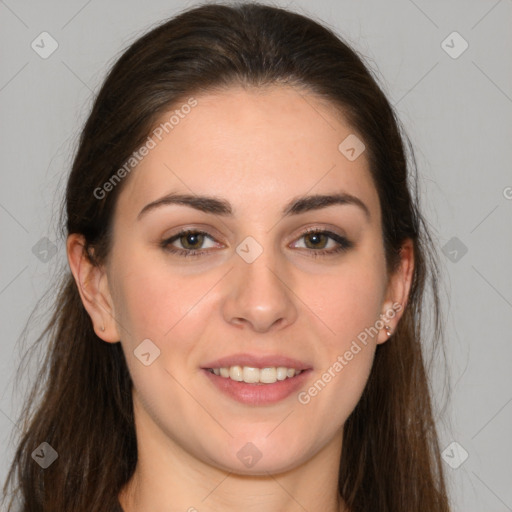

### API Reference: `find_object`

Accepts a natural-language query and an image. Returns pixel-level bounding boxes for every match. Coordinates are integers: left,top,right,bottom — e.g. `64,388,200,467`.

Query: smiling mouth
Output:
206,366,304,384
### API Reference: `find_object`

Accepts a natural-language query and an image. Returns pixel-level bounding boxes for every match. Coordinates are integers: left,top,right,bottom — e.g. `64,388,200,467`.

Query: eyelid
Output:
161,223,225,241
287,225,347,244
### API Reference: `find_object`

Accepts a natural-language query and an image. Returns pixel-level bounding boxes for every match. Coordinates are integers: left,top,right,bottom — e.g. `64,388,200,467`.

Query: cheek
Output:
295,253,386,410
295,303,380,449
109,249,221,354
305,261,386,347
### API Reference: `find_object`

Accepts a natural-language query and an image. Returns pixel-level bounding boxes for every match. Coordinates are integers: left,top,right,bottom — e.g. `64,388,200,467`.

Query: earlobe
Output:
66,234,120,343
377,238,415,344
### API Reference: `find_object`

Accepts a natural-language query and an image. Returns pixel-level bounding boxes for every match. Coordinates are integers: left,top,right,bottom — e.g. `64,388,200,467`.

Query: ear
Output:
376,238,414,344
66,233,120,343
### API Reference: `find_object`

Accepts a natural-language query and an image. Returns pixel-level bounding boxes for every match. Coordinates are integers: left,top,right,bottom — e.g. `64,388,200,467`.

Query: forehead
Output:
116,85,379,221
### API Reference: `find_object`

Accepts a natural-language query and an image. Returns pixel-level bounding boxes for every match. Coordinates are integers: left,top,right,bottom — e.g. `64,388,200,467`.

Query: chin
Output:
202,433,311,476
211,451,308,476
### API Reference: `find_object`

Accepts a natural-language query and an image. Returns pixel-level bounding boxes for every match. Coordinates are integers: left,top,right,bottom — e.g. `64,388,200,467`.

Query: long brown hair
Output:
2,2,451,510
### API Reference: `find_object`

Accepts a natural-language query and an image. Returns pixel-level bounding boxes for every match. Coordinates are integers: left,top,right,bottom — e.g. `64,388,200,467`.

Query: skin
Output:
68,85,413,512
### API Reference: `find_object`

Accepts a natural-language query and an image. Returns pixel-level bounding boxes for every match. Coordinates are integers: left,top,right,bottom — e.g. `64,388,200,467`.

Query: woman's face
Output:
99,85,406,474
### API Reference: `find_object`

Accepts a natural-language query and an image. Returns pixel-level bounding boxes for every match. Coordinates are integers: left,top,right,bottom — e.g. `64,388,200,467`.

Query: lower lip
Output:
202,369,311,405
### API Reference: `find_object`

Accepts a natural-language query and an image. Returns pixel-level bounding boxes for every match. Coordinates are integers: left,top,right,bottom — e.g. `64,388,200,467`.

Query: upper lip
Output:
202,353,312,371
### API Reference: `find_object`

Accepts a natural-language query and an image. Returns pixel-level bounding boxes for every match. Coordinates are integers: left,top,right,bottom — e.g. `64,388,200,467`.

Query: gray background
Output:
1,0,511,510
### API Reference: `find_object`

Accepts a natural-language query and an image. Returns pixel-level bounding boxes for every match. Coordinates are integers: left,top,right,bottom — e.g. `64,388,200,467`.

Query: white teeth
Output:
276,367,288,381
243,366,260,383
260,367,277,384
229,365,243,382
210,366,302,384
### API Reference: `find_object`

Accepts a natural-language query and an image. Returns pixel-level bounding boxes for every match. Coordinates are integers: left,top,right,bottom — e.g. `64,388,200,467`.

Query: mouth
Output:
206,365,304,385
201,353,312,405
202,365,312,406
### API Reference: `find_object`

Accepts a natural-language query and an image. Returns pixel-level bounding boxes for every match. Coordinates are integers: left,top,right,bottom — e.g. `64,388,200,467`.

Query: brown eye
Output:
179,231,205,250
303,232,329,249
291,229,354,256
161,229,220,257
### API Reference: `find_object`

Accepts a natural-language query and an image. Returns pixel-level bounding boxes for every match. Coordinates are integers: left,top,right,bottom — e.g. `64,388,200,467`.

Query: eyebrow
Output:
137,191,370,221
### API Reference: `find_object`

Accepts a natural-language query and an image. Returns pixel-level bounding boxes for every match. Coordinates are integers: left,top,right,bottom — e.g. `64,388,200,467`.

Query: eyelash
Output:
160,228,353,258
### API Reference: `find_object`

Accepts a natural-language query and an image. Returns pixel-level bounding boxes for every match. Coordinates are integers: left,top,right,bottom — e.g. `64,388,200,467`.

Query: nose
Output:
221,244,298,333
